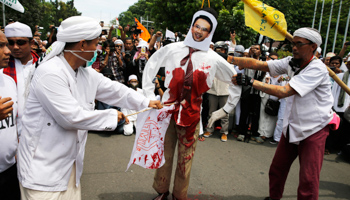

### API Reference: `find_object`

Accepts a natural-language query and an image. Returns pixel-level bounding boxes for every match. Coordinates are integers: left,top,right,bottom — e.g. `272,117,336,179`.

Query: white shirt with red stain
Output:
142,42,241,132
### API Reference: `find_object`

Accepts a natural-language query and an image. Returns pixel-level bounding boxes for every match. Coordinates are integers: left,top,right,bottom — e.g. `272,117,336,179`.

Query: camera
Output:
125,50,131,58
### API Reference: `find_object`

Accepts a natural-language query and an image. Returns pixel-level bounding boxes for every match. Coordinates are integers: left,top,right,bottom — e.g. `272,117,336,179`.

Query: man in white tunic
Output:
143,8,241,200
17,16,161,200
3,22,40,136
0,30,20,200
232,28,334,200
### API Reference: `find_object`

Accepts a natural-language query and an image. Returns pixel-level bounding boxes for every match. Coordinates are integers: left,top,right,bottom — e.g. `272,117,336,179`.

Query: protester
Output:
0,30,20,200
324,52,336,66
16,16,162,200
236,44,265,143
122,75,144,136
142,8,241,200
232,27,336,200
3,22,40,136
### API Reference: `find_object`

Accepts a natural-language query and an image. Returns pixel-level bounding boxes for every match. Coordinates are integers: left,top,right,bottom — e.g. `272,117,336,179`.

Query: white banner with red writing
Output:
126,105,174,171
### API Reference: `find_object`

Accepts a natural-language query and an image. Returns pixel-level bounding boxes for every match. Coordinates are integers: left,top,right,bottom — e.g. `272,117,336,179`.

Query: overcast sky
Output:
59,0,139,25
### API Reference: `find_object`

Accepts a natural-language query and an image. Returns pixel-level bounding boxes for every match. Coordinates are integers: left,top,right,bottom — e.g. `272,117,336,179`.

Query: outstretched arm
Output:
228,56,270,72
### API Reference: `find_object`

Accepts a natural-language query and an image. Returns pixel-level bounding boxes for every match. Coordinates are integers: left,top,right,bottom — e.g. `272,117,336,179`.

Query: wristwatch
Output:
250,78,255,86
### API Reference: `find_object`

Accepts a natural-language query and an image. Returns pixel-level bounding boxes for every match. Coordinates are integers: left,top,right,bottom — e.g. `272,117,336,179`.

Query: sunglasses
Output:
116,45,122,48
8,39,29,46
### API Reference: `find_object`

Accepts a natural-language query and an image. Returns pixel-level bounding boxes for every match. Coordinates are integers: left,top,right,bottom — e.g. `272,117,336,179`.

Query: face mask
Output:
64,50,97,67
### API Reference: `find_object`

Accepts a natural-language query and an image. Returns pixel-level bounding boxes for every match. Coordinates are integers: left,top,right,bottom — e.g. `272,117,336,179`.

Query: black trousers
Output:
0,163,20,200
238,93,261,137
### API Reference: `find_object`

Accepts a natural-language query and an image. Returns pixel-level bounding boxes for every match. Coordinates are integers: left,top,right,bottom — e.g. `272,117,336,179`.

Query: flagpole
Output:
2,3,5,27
332,0,342,53
343,7,350,45
312,0,318,28
318,0,325,32
323,0,335,57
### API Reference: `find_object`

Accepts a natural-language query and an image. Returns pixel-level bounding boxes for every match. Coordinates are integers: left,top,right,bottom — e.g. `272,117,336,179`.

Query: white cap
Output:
5,22,33,38
317,47,322,54
347,57,350,62
128,75,138,81
326,52,336,58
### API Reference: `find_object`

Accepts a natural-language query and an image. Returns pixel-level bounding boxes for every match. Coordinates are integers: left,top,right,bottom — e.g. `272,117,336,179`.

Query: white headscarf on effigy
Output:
293,27,322,48
42,16,102,63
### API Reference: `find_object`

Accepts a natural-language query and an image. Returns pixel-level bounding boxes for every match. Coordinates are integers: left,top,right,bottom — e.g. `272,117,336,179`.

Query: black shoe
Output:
153,191,169,200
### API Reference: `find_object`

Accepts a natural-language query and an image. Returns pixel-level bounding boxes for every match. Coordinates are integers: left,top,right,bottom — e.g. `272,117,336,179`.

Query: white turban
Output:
42,16,102,63
114,39,125,52
5,22,32,38
293,27,322,48
128,75,138,81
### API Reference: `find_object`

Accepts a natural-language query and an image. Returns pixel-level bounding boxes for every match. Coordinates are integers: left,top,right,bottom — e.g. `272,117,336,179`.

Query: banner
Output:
134,18,151,42
243,0,287,41
0,0,24,13
126,105,174,171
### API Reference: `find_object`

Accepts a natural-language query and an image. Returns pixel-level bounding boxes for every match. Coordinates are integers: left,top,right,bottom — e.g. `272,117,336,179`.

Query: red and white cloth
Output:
127,105,175,170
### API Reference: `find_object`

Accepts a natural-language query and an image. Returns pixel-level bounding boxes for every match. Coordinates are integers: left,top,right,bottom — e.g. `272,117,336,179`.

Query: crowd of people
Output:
0,6,349,200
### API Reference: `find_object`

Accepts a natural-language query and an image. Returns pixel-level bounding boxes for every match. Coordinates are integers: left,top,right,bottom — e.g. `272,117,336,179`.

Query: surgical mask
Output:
64,50,98,67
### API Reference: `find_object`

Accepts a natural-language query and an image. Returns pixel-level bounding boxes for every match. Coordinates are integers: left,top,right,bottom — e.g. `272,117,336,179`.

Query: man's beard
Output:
129,84,138,90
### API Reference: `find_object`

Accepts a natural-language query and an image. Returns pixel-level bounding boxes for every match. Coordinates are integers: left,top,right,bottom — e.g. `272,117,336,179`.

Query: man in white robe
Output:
17,16,161,200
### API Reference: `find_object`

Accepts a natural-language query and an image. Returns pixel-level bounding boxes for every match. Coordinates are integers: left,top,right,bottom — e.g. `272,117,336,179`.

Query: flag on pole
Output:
242,0,287,41
126,105,174,171
134,17,151,42
116,17,121,37
0,0,24,13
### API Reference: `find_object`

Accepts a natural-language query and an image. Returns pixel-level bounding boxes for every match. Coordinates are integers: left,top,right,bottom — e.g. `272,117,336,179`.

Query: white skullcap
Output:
128,74,138,81
114,39,123,45
210,42,214,46
235,45,245,53
5,22,32,38
244,48,249,53
265,52,270,56
293,27,322,48
317,47,322,54
42,16,102,63
114,39,125,52
137,40,148,49
101,36,106,39
347,57,350,62
326,52,336,58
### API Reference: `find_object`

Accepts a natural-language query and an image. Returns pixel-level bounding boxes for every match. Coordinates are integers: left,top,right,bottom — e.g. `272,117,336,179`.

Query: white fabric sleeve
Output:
267,57,291,77
93,71,150,111
142,45,170,99
289,64,325,97
34,73,120,131
215,55,242,113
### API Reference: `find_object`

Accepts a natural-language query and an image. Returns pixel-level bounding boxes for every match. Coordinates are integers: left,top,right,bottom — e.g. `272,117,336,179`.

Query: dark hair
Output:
251,44,261,50
64,39,94,49
269,52,279,57
192,8,218,33
125,37,133,42
330,56,342,64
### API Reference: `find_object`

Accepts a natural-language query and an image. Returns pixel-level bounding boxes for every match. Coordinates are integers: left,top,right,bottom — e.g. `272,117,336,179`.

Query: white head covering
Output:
5,22,32,38
293,27,322,48
244,48,250,53
42,16,102,63
210,42,214,46
317,47,322,54
114,39,125,52
183,10,218,51
137,40,148,49
347,57,350,62
326,52,336,58
128,74,138,81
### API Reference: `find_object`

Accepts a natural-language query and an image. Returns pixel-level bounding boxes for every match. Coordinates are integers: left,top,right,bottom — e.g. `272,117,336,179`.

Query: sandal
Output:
198,135,205,141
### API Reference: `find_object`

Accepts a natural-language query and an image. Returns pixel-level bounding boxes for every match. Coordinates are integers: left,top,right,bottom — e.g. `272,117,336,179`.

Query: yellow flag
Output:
243,0,287,41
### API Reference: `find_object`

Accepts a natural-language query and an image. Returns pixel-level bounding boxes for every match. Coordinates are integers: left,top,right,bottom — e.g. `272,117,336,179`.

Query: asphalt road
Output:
81,131,350,200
